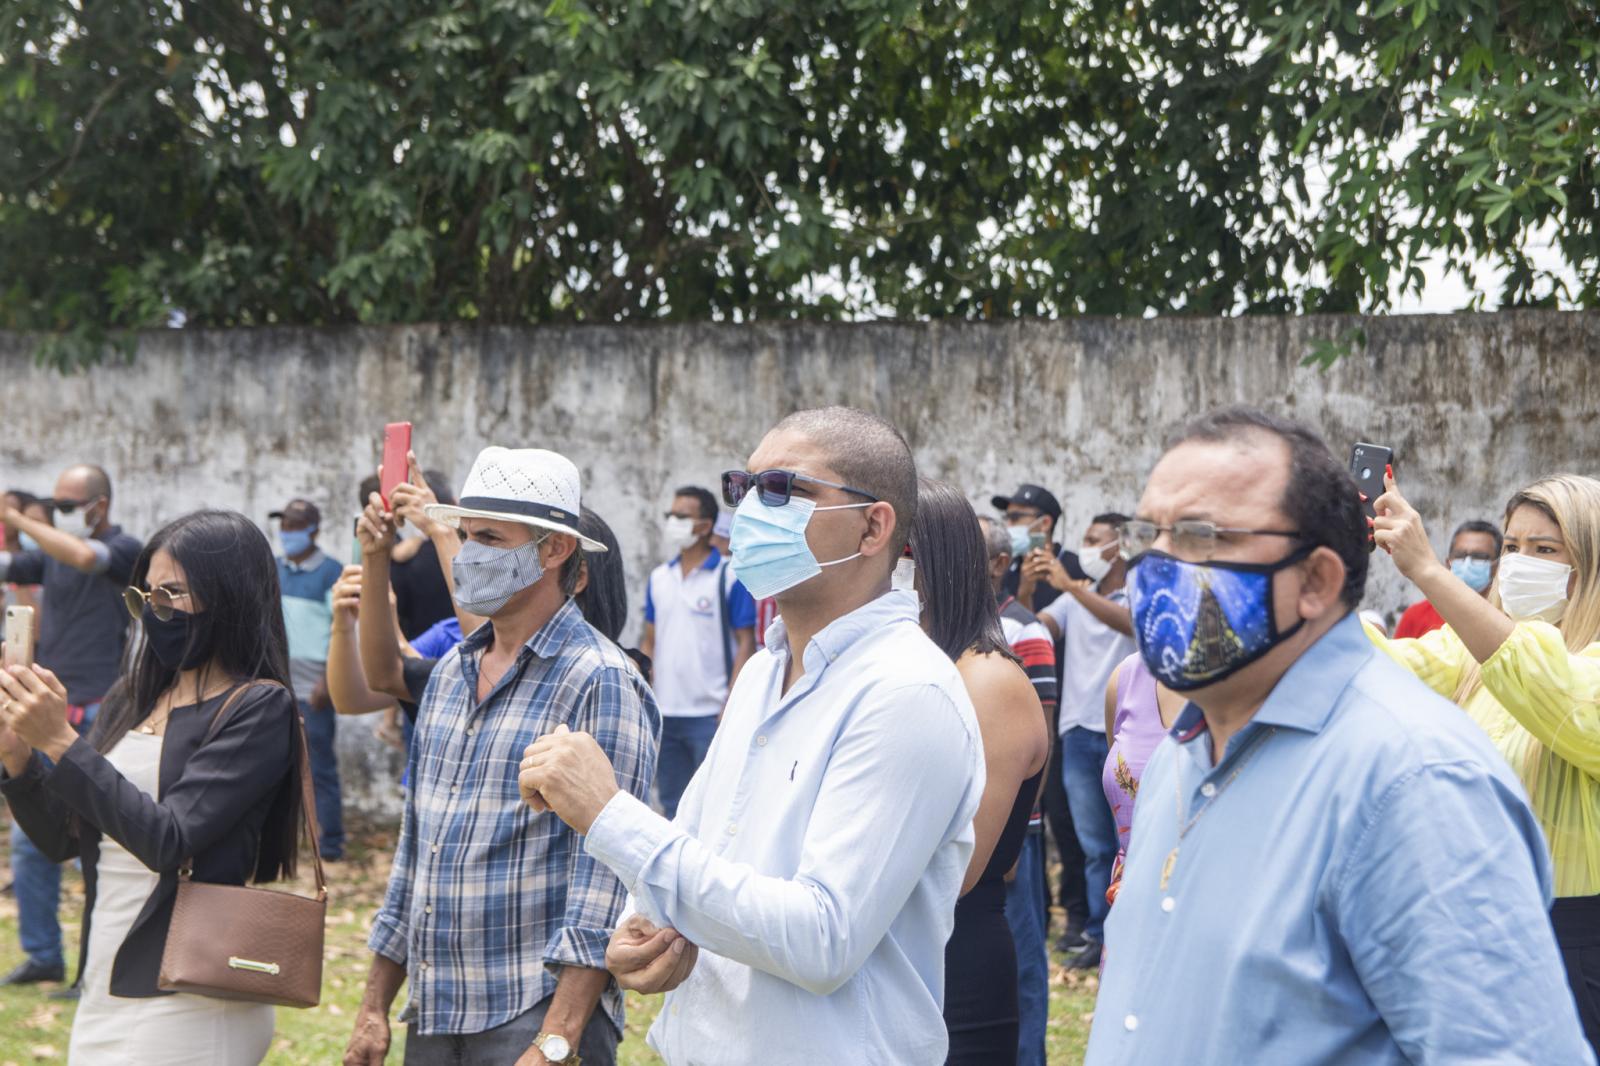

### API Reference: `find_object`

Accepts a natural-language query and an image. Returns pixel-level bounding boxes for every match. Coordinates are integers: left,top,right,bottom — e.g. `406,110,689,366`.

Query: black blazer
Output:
0,685,298,997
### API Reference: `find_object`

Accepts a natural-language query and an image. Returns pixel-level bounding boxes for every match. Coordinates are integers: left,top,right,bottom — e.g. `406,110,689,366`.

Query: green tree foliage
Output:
2,0,1595,367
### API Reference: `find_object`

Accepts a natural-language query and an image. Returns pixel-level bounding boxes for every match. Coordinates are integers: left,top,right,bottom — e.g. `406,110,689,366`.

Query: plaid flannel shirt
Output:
369,598,660,1035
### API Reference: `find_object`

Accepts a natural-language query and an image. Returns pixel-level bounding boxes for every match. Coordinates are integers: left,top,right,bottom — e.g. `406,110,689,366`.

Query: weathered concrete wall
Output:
2,313,1597,819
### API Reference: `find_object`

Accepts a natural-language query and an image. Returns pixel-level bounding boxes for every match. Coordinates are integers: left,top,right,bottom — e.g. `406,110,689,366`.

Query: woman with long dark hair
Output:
912,480,1051,1066
0,510,302,1065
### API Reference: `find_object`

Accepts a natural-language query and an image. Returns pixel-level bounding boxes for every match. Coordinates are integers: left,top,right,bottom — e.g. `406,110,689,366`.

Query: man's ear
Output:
542,531,580,569
1297,546,1348,622
859,501,898,559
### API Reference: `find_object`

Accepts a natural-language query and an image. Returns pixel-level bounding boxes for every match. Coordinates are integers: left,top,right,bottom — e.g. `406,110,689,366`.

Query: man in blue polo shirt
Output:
640,485,756,819
272,498,347,861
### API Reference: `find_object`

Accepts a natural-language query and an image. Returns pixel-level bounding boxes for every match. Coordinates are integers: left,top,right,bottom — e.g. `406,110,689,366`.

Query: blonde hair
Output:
1454,473,1600,703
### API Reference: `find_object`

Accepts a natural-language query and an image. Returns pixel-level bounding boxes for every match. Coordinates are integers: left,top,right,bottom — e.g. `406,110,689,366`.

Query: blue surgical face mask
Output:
1450,556,1493,593
728,493,872,600
279,526,316,557
1007,524,1032,558
452,536,546,616
1127,545,1312,691
17,532,40,553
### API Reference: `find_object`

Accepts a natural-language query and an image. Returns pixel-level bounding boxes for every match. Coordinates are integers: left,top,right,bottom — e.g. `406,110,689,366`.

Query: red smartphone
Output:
380,422,412,507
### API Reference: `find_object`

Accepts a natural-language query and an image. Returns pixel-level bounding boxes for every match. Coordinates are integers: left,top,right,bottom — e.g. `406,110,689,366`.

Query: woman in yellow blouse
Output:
1370,471,1600,1051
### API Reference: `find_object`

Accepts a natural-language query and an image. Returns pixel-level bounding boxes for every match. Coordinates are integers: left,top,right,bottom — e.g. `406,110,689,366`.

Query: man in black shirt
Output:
990,481,1091,954
0,464,142,987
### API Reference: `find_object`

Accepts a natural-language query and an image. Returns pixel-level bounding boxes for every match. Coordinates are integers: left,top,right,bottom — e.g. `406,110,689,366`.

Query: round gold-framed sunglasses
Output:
123,584,192,622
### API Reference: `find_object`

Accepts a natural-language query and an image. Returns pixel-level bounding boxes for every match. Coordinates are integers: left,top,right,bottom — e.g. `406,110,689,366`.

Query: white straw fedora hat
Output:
425,447,607,552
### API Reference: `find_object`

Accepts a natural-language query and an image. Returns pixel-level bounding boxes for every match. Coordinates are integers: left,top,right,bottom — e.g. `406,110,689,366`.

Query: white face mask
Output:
662,515,700,551
1496,552,1572,624
891,557,917,592
1079,542,1114,584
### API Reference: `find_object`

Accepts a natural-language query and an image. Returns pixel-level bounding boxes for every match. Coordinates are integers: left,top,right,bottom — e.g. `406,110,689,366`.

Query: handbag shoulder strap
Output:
184,680,326,900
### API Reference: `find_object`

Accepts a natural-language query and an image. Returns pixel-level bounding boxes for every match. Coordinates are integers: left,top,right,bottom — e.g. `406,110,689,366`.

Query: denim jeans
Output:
656,714,719,820
11,699,99,970
10,819,62,969
1061,726,1118,942
1004,828,1049,1066
405,994,619,1066
300,700,345,859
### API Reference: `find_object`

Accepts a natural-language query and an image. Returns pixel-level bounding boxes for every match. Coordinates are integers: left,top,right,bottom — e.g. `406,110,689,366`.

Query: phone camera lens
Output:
1361,467,1372,480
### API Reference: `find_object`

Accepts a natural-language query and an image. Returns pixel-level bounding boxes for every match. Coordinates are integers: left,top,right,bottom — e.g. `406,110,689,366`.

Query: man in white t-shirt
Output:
640,486,756,818
1031,511,1135,970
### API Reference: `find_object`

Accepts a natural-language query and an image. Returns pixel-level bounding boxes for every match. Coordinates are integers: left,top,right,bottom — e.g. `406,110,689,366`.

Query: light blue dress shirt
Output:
585,590,985,1066
1089,613,1592,1066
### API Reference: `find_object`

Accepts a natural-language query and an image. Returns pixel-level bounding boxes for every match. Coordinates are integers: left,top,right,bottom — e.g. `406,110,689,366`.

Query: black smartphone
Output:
1350,442,1394,550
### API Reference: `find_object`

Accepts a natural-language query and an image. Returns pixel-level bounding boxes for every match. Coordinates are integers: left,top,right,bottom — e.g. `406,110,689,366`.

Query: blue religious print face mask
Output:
452,536,546,615
1127,545,1314,691
728,493,872,600
1450,556,1493,592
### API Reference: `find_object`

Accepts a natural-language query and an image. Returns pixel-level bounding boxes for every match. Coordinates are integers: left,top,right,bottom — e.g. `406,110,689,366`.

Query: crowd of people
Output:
0,402,1597,1066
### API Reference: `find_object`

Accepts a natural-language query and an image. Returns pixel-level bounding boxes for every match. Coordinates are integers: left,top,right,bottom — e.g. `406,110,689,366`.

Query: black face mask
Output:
143,605,212,671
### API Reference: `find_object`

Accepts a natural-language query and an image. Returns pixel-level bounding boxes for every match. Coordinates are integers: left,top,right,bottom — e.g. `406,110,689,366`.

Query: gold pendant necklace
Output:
1159,726,1278,892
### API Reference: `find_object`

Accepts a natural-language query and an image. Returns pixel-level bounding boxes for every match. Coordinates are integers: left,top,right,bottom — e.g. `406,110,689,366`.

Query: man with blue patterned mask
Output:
1393,519,1502,638
1087,406,1587,1066
518,407,987,1066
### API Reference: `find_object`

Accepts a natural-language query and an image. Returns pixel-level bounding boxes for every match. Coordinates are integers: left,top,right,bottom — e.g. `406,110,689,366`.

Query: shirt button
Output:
1200,782,1217,798
1124,1014,1139,1032
466,727,475,737
1161,896,1175,913
424,905,433,915
431,844,440,854
726,823,738,836
420,961,429,970
756,735,768,747
451,785,460,794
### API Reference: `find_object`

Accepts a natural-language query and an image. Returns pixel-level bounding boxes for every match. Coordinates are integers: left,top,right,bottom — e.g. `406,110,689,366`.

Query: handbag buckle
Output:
227,956,281,976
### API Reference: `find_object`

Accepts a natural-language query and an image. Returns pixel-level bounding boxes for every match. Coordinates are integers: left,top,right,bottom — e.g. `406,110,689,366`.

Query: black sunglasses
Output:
51,496,99,516
722,469,879,509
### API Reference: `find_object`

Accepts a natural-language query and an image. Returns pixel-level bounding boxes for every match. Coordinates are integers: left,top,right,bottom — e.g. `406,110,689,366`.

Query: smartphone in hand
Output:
1350,442,1394,551
380,422,413,507
4,606,35,668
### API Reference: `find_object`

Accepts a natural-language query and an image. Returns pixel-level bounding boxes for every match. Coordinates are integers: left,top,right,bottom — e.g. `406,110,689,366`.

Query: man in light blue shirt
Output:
519,407,986,1066
1089,406,1590,1065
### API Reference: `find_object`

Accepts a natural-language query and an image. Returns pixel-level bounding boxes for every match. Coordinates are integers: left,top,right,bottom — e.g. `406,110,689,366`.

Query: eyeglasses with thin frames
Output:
1118,519,1305,562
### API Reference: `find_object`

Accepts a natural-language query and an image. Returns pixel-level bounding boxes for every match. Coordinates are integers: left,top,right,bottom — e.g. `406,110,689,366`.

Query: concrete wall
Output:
2,312,1597,819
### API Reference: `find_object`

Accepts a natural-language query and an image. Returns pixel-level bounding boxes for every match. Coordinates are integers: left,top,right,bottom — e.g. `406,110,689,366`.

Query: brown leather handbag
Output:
157,681,328,1008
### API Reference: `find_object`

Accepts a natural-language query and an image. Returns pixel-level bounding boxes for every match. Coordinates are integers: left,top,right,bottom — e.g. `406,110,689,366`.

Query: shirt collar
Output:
1169,611,1370,741
668,546,722,572
459,596,585,660
765,589,920,667
281,548,327,572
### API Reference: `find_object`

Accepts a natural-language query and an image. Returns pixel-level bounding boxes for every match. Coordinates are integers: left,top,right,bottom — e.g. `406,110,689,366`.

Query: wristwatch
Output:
533,1032,580,1065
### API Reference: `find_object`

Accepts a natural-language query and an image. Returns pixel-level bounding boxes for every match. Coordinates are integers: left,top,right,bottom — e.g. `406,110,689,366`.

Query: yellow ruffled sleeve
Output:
1479,621,1600,778
1363,620,1474,700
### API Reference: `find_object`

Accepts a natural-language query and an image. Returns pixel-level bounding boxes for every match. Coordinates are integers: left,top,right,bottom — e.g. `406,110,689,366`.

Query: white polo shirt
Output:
1041,586,1135,734
645,548,756,719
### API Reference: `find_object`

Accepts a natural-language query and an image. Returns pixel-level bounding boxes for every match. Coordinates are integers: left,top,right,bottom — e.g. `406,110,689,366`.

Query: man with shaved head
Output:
520,406,986,1065
0,463,142,990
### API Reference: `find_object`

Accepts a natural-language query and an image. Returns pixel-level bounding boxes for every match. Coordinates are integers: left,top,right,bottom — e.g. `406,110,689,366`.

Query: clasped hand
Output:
606,913,699,994
518,724,621,834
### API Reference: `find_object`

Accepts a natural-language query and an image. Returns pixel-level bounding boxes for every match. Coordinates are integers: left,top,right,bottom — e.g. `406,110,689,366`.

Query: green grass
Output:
0,822,1094,1064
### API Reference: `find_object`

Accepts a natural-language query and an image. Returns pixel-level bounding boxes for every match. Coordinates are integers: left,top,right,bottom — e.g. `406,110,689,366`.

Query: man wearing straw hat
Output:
344,447,660,1066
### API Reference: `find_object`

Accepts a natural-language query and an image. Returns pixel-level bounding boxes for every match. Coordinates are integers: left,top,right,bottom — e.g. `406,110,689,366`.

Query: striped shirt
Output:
1000,595,1058,826
369,598,660,1035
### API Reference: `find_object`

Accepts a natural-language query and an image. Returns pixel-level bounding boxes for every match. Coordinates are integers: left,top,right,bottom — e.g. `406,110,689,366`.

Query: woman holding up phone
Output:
1370,472,1600,1053
0,510,301,1065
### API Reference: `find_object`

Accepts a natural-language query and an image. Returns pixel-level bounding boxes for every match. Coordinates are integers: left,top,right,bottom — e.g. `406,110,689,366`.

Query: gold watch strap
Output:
533,1031,581,1066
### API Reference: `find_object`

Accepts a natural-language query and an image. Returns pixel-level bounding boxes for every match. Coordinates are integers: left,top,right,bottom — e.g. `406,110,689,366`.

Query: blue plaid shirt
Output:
369,598,660,1036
